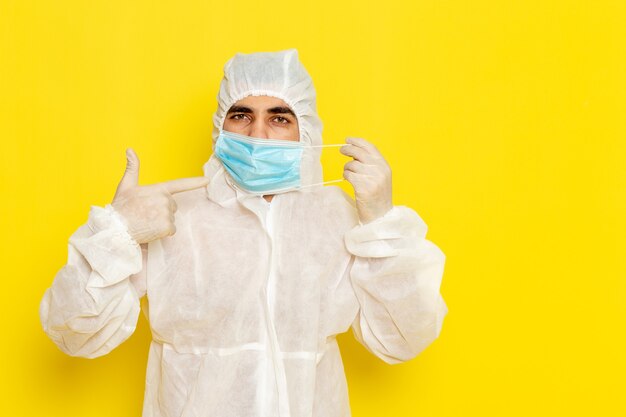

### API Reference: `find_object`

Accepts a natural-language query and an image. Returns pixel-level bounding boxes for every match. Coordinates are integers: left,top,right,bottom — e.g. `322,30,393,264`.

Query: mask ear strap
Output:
308,144,344,148
299,179,345,189
299,144,345,188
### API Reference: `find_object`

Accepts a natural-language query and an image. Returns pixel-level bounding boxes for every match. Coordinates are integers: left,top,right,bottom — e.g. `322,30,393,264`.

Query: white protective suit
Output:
39,49,448,417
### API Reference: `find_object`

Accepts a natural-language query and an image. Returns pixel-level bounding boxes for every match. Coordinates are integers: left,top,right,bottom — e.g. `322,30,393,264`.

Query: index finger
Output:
340,144,375,163
158,176,210,194
346,136,378,151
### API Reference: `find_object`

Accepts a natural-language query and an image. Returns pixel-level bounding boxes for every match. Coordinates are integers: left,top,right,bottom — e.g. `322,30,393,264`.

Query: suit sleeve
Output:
39,204,146,359
345,206,448,364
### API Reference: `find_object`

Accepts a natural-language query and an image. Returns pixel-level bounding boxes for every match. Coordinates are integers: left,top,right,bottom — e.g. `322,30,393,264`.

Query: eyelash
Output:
230,114,290,124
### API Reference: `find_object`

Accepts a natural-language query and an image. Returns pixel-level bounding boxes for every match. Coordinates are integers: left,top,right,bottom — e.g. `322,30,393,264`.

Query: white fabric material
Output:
39,49,448,417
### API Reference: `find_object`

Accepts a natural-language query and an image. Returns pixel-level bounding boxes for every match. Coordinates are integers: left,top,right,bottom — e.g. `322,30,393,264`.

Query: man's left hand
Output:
340,137,393,224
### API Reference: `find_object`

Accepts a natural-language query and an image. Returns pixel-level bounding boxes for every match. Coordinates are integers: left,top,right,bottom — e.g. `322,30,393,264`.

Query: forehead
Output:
229,95,292,112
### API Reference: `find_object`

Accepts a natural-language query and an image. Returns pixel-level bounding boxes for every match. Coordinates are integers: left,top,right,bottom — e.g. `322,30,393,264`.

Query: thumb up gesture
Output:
111,149,210,244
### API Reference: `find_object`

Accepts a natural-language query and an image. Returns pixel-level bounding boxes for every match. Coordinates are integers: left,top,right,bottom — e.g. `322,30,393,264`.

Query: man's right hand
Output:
111,148,210,244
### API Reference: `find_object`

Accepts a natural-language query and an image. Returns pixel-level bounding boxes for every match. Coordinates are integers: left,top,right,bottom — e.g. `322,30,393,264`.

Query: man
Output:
40,49,448,417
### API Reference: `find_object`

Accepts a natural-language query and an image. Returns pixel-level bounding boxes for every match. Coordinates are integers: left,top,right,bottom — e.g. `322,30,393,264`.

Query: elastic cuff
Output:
87,204,131,234
71,205,142,286
344,206,428,258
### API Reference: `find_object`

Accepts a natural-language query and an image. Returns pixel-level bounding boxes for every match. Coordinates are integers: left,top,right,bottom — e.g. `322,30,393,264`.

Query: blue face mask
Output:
214,130,342,195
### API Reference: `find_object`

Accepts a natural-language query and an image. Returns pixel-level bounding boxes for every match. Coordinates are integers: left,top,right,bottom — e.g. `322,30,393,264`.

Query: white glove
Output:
111,148,210,244
340,137,393,224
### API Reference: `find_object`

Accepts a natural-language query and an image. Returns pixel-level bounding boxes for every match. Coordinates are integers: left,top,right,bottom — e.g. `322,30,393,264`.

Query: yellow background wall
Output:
1,0,625,415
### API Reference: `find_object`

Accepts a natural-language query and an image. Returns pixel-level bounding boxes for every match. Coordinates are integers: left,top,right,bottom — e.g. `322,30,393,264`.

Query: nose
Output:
248,120,270,139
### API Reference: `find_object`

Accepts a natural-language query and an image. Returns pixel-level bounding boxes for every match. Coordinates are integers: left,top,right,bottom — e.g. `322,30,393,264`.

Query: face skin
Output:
222,95,300,202
222,95,299,142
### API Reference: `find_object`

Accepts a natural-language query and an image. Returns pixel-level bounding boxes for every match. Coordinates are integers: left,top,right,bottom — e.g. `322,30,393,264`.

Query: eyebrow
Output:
227,105,296,117
227,105,253,114
267,106,296,116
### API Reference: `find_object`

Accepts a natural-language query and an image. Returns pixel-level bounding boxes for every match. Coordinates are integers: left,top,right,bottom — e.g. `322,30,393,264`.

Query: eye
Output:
273,116,290,124
229,113,249,121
